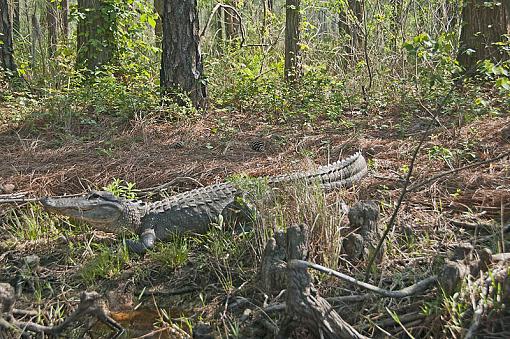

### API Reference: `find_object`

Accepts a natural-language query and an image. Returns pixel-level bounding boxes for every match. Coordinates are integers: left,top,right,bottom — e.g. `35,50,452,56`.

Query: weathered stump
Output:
343,201,382,263
260,230,288,294
278,224,367,339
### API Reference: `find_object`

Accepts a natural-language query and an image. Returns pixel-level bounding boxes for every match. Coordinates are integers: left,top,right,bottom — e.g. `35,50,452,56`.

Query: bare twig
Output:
0,288,124,337
296,260,437,298
408,151,510,192
363,56,484,281
364,121,430,281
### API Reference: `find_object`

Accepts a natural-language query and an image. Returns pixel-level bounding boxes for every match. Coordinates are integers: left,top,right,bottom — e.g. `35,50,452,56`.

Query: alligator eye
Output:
88,192,102,199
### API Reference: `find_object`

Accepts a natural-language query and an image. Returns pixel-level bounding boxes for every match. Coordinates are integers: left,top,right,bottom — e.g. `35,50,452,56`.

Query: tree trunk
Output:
284,0,301,83
457,0,510,70
154,0,163,38
160,0,207,109
390,0,403,52
12,0,19,35
338,0,363,59
267,0,273,12
76,0,117,71
30,13,41,68
0,0,17,75
61,0,69,40
224,0,240,40
47,0,58,56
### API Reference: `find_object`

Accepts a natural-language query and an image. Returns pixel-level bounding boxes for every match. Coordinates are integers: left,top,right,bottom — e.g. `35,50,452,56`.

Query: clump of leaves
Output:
104,178,139,199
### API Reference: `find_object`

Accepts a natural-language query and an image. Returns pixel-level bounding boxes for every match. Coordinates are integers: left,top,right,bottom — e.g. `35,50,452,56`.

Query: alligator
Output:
41,152,368,254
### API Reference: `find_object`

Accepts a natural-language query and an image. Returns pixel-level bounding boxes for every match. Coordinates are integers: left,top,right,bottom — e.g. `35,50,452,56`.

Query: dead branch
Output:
364,59,488,281
295,260,438,298
0,284,124,337
408,150,510,192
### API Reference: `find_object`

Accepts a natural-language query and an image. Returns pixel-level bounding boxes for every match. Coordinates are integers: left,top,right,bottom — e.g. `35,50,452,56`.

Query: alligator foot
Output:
126,229,156,254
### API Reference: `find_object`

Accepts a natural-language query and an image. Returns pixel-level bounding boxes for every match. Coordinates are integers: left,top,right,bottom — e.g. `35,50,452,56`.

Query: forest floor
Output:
0,95,509,337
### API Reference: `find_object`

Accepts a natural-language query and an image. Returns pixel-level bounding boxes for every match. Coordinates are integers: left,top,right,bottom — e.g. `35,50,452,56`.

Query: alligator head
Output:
40,191,143,234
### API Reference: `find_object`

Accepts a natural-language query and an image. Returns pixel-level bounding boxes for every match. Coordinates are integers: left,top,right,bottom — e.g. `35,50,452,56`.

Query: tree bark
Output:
224,0,240,40
284,0,301,82
154,0,163,38
338,0,363,59
12,0,19,35
76,0,117,71
61,0,69,40
457,0,510,70
47,0,58,56
0,0,17,75
160,0,207,109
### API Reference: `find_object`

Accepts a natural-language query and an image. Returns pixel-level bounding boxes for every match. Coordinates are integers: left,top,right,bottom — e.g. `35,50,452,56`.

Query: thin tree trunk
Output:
30,13,41,68
154,0,163,38
224,0,240,40
47,0,58,56
0,0,17,74
390,0,403,52
160,0,207,109
338,0,363,60
458,0,510,70
13,0,20,35
267,0,273,12
284,0,301,82
61,0,69,40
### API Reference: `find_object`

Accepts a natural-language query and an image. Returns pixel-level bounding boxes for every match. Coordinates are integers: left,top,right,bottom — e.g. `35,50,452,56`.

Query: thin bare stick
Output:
363,58,483,281
0,197,40,203
363,120,431,281
294,260,437,298
408,150,510,192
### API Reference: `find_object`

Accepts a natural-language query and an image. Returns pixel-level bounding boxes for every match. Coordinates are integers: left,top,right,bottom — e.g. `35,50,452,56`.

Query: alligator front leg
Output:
126,229,156,254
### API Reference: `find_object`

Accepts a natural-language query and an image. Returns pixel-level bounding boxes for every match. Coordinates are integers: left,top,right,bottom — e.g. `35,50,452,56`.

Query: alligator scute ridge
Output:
41,152,368,254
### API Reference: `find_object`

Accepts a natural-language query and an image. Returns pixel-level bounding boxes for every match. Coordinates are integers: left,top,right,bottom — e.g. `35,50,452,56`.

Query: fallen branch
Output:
295,260,438,298
408,151,510,192
0,284,124,337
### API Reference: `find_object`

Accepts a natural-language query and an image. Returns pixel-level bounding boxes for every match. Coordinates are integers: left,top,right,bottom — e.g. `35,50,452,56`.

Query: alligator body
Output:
41,152,368,253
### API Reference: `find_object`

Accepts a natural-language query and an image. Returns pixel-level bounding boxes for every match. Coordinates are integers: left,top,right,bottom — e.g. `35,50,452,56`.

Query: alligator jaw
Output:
40,194,124,226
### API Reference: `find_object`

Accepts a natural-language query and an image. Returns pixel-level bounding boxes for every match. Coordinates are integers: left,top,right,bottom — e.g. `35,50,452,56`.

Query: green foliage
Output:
209,51,348,123
103,178,139,199
404,32,462,90
78,244,130,285
480,59,510,95
148,238,190,270
24,74,159,133
3,204,63,241
428,145,453,161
